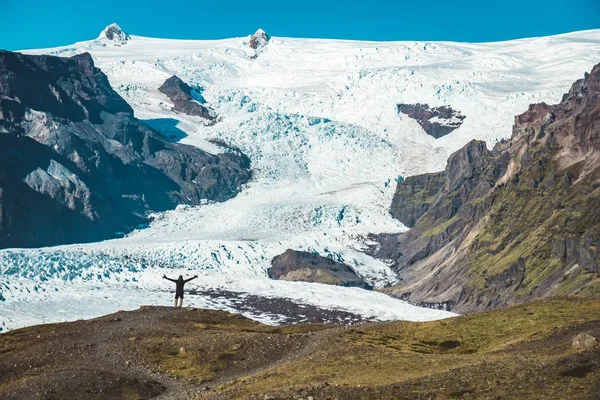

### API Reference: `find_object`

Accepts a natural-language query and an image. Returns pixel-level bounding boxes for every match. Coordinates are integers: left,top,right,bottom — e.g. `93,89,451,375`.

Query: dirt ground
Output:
1,297,599,400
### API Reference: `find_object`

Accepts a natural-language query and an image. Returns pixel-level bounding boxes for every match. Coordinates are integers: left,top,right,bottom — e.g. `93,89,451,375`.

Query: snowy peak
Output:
248,28,269,50
98,23,130,45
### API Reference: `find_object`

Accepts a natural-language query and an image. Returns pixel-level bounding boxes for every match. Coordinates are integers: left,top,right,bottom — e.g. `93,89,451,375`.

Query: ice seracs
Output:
97,23,130,46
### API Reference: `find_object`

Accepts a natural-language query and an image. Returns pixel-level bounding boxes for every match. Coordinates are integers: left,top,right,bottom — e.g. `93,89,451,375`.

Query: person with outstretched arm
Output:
163,274,198,307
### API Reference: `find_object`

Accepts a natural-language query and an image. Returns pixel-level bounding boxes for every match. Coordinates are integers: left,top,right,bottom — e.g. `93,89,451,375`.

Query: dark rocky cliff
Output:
0,51,251,248
378,63,600,312
390,172,445,228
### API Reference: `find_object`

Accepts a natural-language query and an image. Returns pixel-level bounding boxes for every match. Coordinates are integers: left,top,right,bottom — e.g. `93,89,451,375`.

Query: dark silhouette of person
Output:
163,274,197,307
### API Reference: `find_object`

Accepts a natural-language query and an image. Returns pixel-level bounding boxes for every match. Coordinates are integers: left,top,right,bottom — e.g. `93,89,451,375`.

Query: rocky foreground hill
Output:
0,51,251,248
376,63,600,312
0,297,598,399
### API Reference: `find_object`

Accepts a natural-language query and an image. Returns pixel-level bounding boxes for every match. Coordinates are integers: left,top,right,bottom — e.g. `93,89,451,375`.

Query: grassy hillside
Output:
466,156,600,300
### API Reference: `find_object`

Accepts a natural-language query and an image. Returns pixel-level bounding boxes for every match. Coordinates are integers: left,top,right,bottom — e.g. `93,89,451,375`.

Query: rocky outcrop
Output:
390,172,445,228
268,250,371,289
0,51,251,248
97,23,130,46
158,75,216,121
248,29,269,50
397,103,465,138
552,237,599,273
376,63,600,312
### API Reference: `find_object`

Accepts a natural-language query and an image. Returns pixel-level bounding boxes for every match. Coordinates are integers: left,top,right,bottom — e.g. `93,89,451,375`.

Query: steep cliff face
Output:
378,63,600,312
377,140,509,272
390,172,445,228
0,51,250,248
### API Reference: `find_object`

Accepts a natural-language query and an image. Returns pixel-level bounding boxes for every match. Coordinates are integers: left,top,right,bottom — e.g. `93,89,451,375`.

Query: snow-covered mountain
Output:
2,26,600,331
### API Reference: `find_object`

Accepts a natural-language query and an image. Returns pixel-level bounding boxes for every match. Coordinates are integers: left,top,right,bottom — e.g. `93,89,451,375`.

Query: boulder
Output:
572,333,597,350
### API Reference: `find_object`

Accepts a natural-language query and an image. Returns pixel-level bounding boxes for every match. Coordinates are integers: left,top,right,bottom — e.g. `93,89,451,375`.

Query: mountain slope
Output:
0,51,250,248
378,63,600,312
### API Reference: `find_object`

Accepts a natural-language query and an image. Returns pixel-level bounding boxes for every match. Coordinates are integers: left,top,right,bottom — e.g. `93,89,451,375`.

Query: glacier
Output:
2,28,600,331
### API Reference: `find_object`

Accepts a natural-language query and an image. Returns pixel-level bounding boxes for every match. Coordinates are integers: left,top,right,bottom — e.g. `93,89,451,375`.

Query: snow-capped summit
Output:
248,28,269,49
97,23,130,45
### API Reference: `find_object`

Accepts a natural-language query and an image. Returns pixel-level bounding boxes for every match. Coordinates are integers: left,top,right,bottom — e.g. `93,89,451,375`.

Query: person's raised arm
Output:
163,274,176,282
184,275,198,283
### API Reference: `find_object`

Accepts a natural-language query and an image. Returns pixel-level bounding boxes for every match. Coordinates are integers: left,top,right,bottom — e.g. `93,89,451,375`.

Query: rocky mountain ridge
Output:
376,63,600,312
0,51,250,248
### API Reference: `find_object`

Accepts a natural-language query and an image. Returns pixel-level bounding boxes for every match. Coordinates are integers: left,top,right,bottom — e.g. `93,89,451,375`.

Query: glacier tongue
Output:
3,29,600,330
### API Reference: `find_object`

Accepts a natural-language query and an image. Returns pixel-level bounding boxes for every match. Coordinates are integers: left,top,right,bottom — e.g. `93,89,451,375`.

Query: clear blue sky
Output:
1,0,598,50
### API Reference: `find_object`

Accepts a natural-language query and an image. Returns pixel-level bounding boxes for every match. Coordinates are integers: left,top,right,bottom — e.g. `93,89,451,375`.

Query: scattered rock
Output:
179,347,186,354
189,287,366,324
